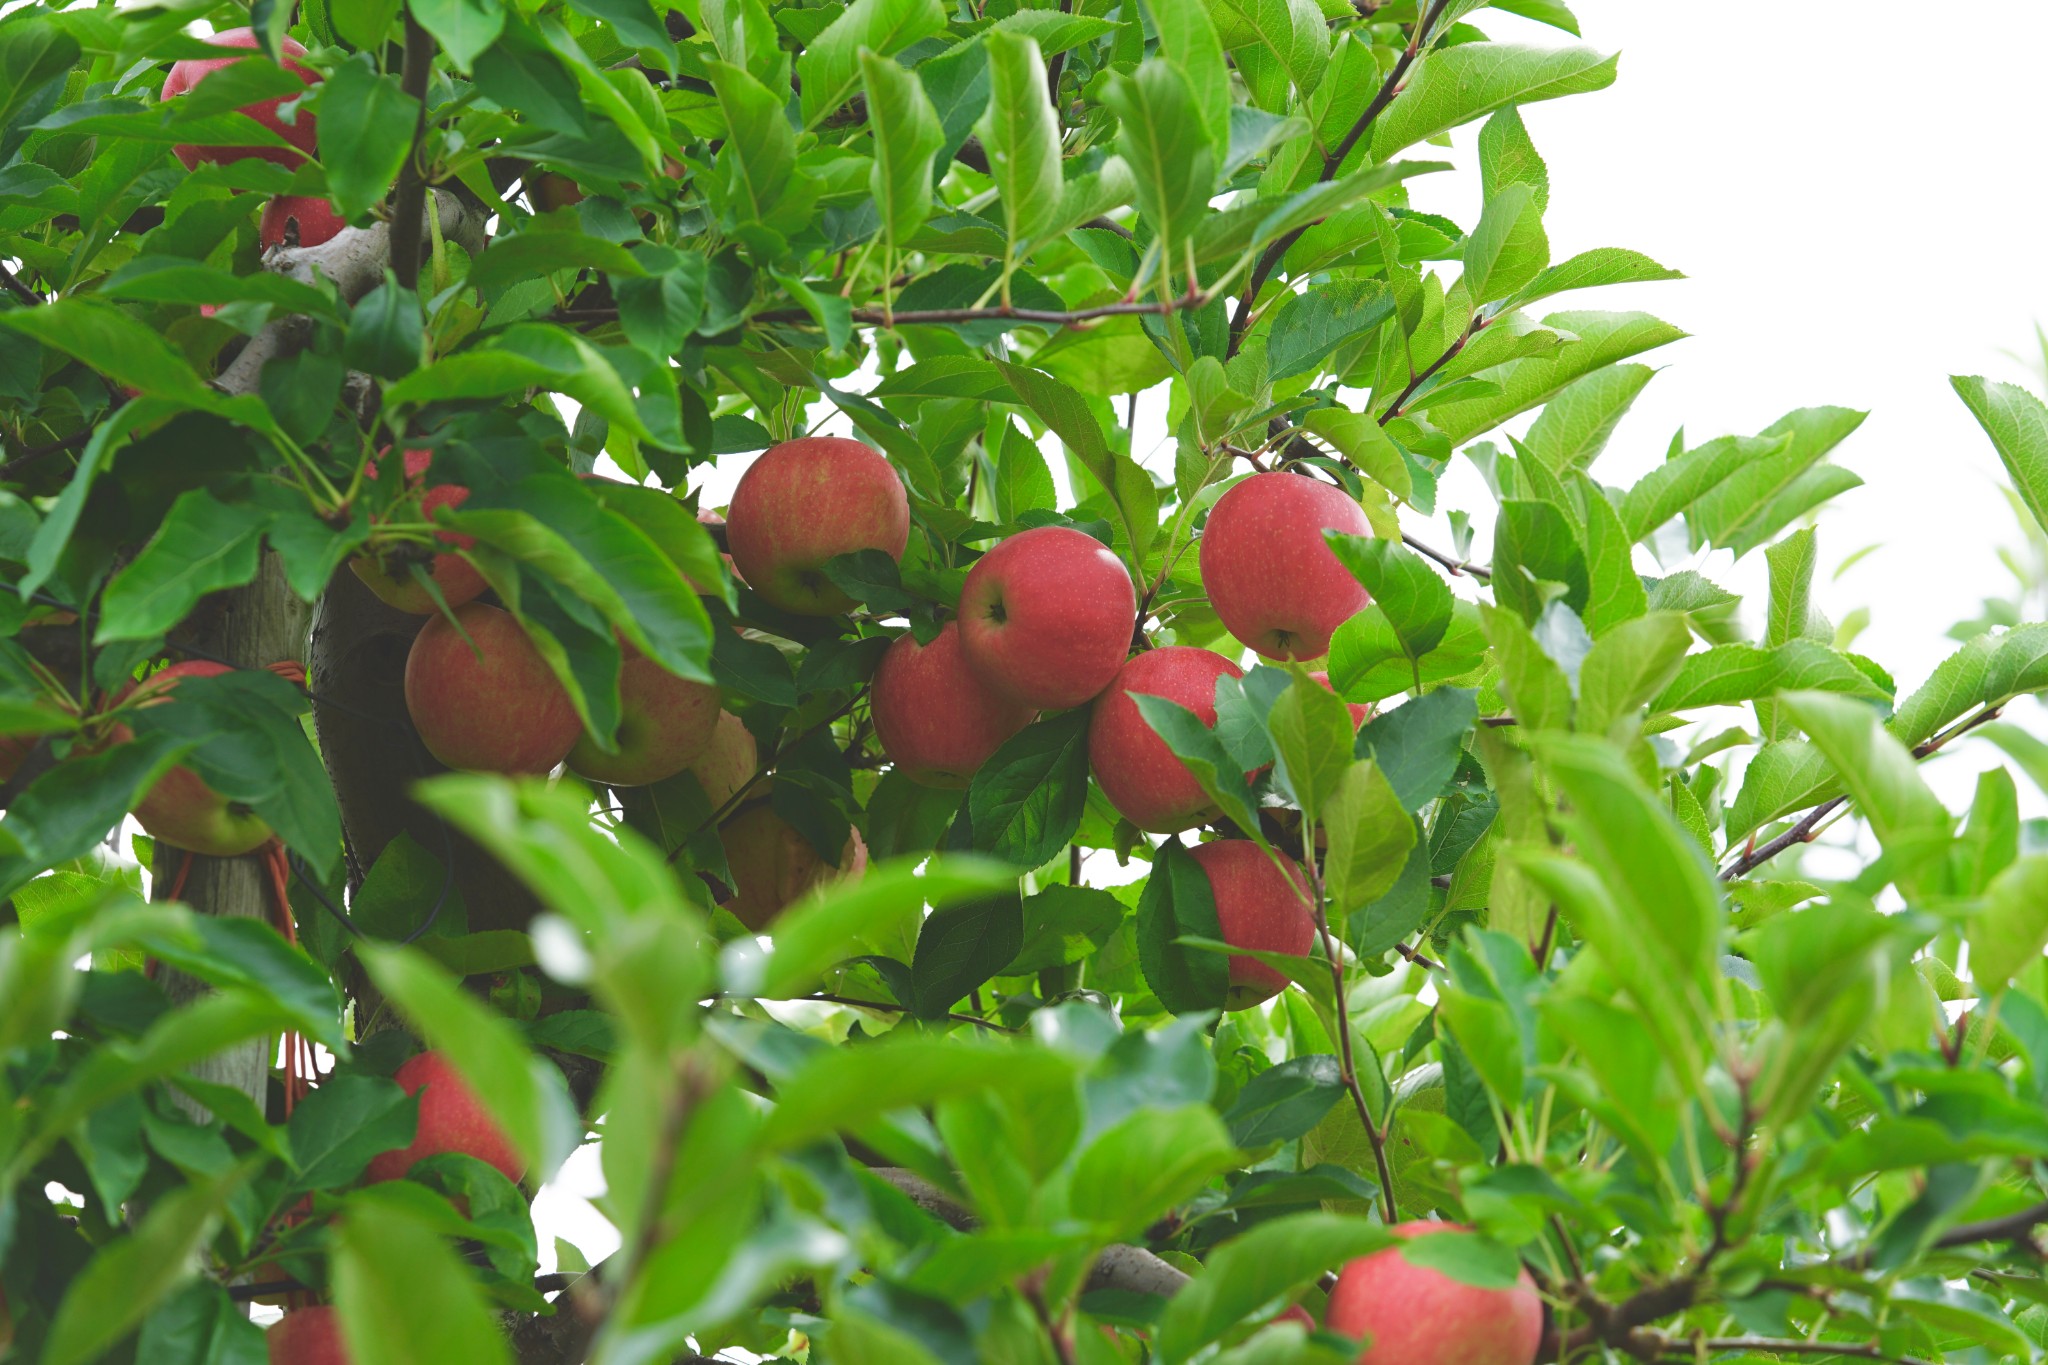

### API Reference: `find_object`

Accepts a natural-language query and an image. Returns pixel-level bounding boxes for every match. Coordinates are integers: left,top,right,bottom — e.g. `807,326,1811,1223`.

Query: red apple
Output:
161,28,320,170
1200,471,1372,660
1088,647,1243,833
1310,670,1372,729
1188,840,1316,1009
871,622,1037,787
350,448,487,616
530,170,585,212
688,710,759,811
404,603,581,775
720,798,868,931
724,436,910,615
268,1305,349,1365
565,645,721,787
118,662,273,857
365,1050,524,1185
260,195,346,250
1326,1222,1543,1365
957,526,1137,710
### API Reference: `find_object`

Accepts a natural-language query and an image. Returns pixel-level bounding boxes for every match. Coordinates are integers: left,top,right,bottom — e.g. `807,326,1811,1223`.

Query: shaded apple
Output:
161,28,320,170
688,710,760,812
719,797,867,931
957,526,1136,710
565,644,721,787
871,622,1036,787
1310,670,1372,729
349,448,487,615
1187,839,1316,1009
1326,1222,1543,1365
365,1050,524,1185
1088,647,1244,833
404,603,581,775
1200,471,1372,660
260,195,346,250
724,436,909,615
119,661,273,857
267,1305,349,1365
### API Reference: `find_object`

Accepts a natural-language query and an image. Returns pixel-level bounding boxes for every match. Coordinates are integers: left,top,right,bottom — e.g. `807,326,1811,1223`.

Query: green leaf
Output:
1154,1213,1395,1363
1223,1054,1343,1147
408,0,505,68
1481,603,1572,732
1357,688,1477,811
95,490,269,643
1511,247,1681,309
1574,611,1690,740
1136,837,1229,1014
1322,759,1414,915
0,17,79,137
317,55,420,219
1071,1104,1238,1239
357,942,579,1183
991,360,1155,562
1430,312,1686,447
967,710,1092,868
134,1282,267,1365
861,49,945,250
286,1073,416,1192
1109,59,1219,264
332,1190,513,1365
1462,182,1546,303
1269,668,1357,829
796,0,946,128
1490,498,1588,624
705,59,796,224
1146,0,1230,157
0,299,213,403
1520,363,1654,473
1686,407,1868,555
911,890,1024,1018
467,230,645,301
1969,855,2048,994
1265,281,1395,383
1954,375,2048,543
759,1034,1072,1149
1131,693,1260,834
1324,534,1453,669
1007,883,1127,974
977,30,1063,251
0,736,187,899
1371,44,1619,161
1780,691,1950,865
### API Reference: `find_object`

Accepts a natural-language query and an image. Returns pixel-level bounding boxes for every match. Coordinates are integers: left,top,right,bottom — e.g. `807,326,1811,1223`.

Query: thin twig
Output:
1303,854,1400,1222
804,992,1016,1033
565,290,1214,334
1401,532,1492,579
0,262,41,306
1380,314,1485,425
1671,1339,1935,1365
0,428,92,479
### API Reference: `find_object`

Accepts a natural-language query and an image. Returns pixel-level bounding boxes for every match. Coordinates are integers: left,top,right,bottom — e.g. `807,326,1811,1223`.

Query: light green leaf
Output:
1269,668,1357,828
977,30,1063,251
797,0,945,127
1510,247,1681,309
1145,0,1230,158
1323,534,1453,668
317,55,419,219
1462,181,1546,304
1780,690,1950,871
706,59,796,224
409,0,505,68
1954,375,2048,543
1107,58,1216,266
1520,363,1653,473
1155,1213,1394,1364
1575,611,1689,740
1371,44,1618,161
1970,856,2048,994
1070,1105,1238,1240
861,49,945,250
1430,311,1685,446
1323,759,1415,914
333,1190,514,1365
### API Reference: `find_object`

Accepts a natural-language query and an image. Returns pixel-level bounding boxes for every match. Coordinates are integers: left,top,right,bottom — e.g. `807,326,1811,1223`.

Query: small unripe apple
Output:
161,28,320,170
1326,1222,1543,1365
1088,647,1243,833
871,622,1036,787
349,448,487,615
719,798,867,931
957,526,1137,710
1187,840,1316,1008
565,645,721,787
724,437,909,615
119,662,273,857
404,603,581,775
267,1305,349,1365
1200,471,1372,660
260,195,346,250
365,1050,525,1185
688,710,760,811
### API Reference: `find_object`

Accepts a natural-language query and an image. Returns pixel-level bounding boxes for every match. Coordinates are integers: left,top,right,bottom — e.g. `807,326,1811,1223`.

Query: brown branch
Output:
1380,313,1485,426
1300,852,1400,1223
1669,1340,1935,1365
565,290,1213,334
1932,1198,2048,1250
0,428,92,479
387,11,435,293
0,262,41,306
802,992,1016,1033
1401,532,1492,579
1719,703,2004,880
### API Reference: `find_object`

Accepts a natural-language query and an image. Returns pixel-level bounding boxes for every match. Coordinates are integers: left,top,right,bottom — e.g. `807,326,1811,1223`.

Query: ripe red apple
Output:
1200,471,1372,660
260,195,346,250
118,662,273,857
161,28,320,170
872,622,1037,787
1187,840,1316,1009
724,437,910,615
688,710,759,811
350,448,487,615
404,603,581,775
1088,647,1243,833
957,526,1137,710
719,798,868,931
1326,1222,1543,1365
1310,670,1372,729
365,1050,525,1185
565,645,721,787
268,1305,349,1365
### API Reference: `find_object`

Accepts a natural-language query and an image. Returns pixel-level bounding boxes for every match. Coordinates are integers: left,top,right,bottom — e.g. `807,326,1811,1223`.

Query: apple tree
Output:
11,0,2048,1362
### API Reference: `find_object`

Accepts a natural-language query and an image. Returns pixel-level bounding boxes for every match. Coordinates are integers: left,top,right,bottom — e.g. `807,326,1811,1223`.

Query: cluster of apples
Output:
746,436,1376,1006
269,1051,523,1363
161,30,345,251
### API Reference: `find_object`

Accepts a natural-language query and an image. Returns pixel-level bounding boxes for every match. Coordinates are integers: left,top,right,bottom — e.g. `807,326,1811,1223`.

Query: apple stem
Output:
1300,848,1401,1224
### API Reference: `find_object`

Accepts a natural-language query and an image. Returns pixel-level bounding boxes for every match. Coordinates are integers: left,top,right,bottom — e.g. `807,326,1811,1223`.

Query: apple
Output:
1187,840,1316,1009
957,526,1137,710
530,170,585,212
0,734,31,784
871,622,1037,787
688,710,760,811
724,436,910,615
267,1305,349,1365
565,644,721,787
1326,1222,1543,1365
719,797,868,931
365,1050,524,1185
161,28,320,170
404,603,582,775
1310,670,1372,729
1088,646,1243,833
349,448,488,615
260,195,346,250
1200,471,1372,661
118,662,273,857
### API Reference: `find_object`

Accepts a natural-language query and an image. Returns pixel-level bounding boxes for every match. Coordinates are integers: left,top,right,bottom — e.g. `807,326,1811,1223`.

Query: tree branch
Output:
0,262,41,307
1401,532,1491,579
387,11,436,293
564,289,1214,334
1379,313,1485,426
